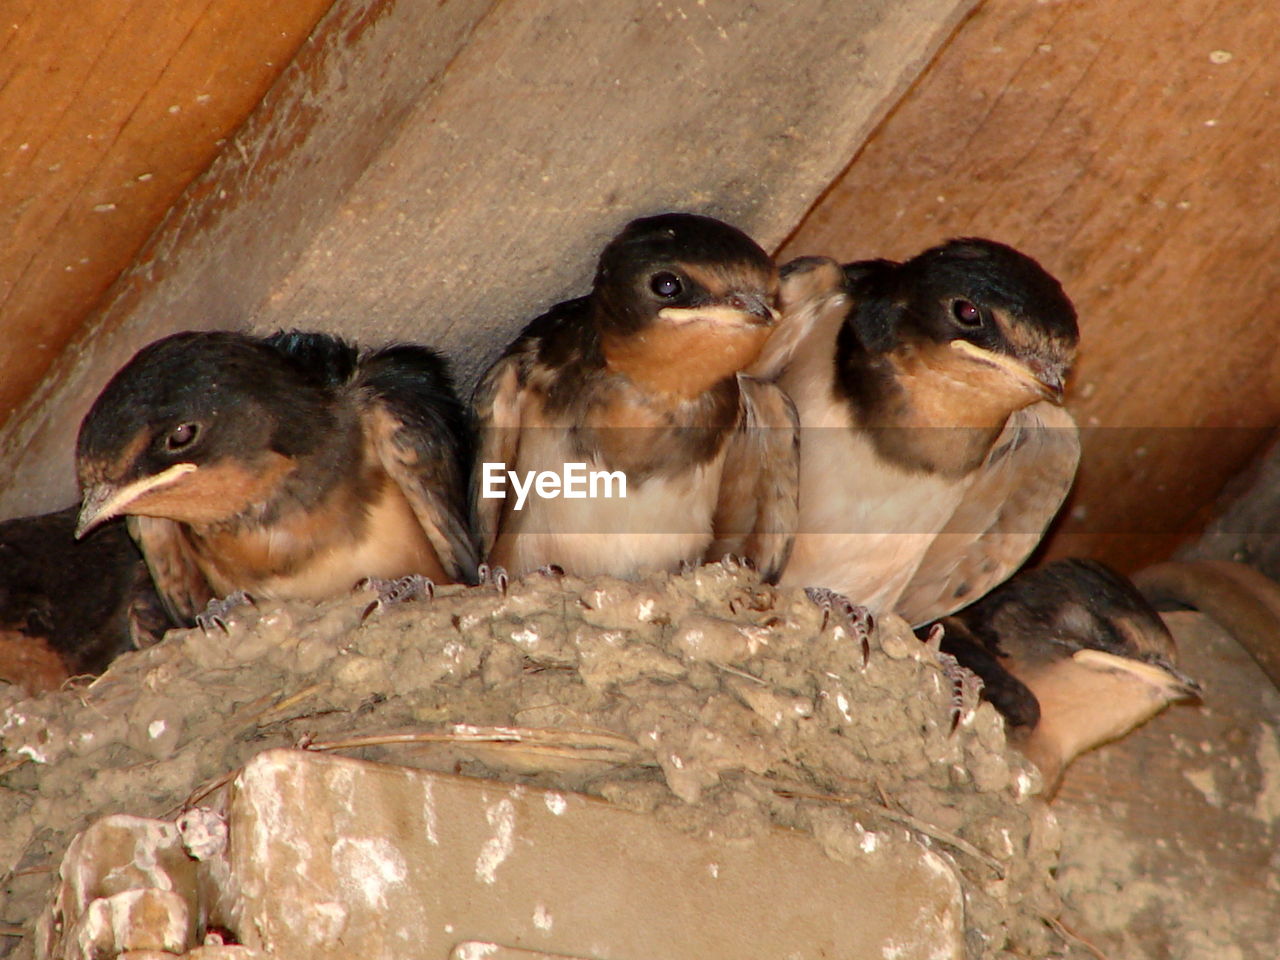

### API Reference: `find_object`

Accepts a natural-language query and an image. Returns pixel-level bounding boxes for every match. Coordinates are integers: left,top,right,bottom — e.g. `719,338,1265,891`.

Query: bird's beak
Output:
1021,357,1067,404
729,291,781,326
658,292,779,329
76,483,122,538
949,341,1067,404
1071,648,1203,702
75,463,198,538
1156,661,1204,702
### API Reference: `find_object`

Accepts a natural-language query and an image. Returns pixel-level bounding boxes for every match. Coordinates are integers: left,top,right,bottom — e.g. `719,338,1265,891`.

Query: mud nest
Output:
0,562,1064,958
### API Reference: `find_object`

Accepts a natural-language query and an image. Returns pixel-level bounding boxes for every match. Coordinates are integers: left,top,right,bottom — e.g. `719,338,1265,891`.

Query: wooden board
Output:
0,0,335,427
778,0,1280,574
0,0,977,518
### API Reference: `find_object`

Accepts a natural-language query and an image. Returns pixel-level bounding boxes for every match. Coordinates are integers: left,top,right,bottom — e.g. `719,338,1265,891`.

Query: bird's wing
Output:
125,565,176,650
128,515,213,626
895,400,1080,625
355,345,480,585
469,352,527,565
705,375,800,583
747,257,848,381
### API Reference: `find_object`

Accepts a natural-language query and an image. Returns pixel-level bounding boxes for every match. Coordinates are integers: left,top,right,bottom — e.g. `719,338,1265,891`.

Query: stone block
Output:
222,749,965,959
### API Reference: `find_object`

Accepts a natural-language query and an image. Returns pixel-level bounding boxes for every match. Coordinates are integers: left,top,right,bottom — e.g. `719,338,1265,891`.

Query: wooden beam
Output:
0,0,335,426
0,0,976,517
778,0,1280,573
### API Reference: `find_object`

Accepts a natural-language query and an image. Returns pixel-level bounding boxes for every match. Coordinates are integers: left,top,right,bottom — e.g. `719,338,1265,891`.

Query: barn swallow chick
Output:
76,330,477,626
0,506,171,693
472,212,798,580
932,558,1201,796
758,239,1080,624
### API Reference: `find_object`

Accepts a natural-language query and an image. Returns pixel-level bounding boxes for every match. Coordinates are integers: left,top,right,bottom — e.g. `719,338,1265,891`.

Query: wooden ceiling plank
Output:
0,0,979,516
0,0,336,427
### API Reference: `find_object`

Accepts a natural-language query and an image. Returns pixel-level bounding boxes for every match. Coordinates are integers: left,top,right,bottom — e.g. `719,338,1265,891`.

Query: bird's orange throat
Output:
127,452,299,527
888,341,1046,431
855,342,1047,477
601,319,771,400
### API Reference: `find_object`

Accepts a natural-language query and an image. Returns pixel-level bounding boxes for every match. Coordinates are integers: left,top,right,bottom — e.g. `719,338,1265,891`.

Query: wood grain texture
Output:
778,0,1280,573
0,0,335,426
0,0,977,518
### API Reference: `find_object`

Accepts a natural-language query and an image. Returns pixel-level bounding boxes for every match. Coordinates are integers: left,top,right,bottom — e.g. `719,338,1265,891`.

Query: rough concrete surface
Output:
0,564,1063,958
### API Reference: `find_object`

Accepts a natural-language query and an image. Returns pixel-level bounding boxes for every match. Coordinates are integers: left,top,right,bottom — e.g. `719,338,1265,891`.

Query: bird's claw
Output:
195,590,256,634
713,553,758,573
934,649,984,735
922,622,946,653
805,587,873,667
477,564,509,595
359,574,434,622
535,563,565,579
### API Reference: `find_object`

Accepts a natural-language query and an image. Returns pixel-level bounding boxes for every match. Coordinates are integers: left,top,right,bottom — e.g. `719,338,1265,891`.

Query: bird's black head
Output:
594,212,778,333
967,557,1201,795
590,213,779,397
847,238,1079,404
75,331,341,535
978,558,1185,672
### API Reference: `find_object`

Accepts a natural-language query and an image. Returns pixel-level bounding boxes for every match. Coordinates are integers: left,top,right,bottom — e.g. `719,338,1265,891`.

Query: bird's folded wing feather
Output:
469,355,525,563
126,566,176,649
896,401,1080,625
357,349,480,585
705,375,800,583
747,257,848,382
128,515,213,626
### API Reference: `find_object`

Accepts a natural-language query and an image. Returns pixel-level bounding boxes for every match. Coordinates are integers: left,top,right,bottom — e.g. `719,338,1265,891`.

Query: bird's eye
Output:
165,422,200,452
950,299,983,327
649,272,683,298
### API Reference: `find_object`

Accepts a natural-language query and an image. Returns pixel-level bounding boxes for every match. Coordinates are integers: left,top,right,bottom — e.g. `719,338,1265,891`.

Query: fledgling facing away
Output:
932,558,1201,797
472,212,798,581
76,330,478,626
0,506,172,693
755,239,1080,625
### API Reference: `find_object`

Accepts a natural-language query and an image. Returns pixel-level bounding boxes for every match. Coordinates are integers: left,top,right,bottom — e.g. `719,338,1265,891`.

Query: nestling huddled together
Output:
1,211,1201,792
